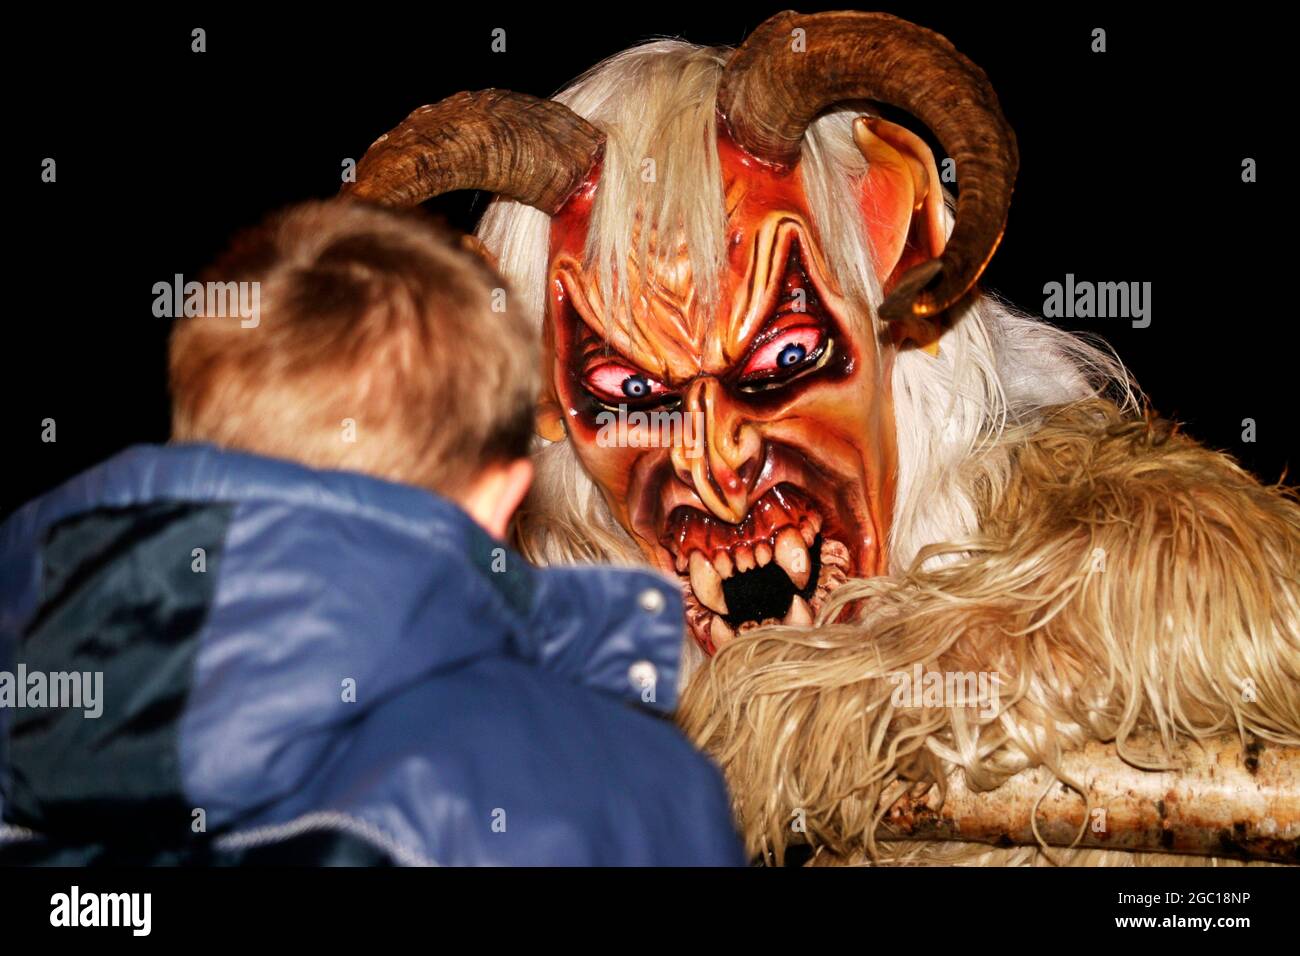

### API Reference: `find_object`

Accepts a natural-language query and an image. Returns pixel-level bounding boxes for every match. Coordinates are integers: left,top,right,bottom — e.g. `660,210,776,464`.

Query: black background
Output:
5,4,1289,517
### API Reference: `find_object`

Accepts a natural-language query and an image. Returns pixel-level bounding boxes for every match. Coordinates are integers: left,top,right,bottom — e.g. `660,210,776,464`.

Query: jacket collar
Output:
0,444,687,711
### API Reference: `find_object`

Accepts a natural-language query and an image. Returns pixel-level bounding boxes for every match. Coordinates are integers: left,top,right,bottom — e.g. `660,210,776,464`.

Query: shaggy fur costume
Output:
678,400,1300,865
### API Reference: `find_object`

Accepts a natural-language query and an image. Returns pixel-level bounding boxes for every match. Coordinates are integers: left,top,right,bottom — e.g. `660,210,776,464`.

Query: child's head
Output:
169,200,538,537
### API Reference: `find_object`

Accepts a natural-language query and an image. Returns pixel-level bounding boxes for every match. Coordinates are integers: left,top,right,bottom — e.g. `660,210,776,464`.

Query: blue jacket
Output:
0,445,744,866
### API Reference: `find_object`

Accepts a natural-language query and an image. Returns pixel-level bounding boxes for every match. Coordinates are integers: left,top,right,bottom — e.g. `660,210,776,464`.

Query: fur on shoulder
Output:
678,399,1300,865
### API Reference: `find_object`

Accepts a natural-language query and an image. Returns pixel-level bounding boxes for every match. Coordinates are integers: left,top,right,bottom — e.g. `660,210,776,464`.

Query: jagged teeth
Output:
774,526,810,589
713,549,734,579
689,551,728,616
710,613,735,650
676,525,843,631
785,594,813,625
821,537,851,567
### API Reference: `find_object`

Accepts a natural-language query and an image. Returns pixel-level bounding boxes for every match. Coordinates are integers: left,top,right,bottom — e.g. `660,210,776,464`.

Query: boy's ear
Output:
853,116,948,355
458,233,500,272
535,390,567,442
460,458,534,540
535,326,566,443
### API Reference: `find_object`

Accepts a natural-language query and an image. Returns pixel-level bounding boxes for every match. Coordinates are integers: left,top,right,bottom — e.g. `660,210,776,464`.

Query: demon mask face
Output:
543,128,919,652
347,10,1018,654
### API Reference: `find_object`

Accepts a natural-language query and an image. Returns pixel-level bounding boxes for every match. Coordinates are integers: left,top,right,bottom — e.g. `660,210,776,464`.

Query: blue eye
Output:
622,374,651,398
777,343,807,367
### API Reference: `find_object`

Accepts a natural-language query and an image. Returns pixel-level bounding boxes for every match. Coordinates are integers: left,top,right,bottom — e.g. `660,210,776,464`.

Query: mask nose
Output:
671,377,763,523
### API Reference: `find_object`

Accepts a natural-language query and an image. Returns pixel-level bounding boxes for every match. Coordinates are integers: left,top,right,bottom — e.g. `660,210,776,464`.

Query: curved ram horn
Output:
344,89,604,215
718,10,1018,322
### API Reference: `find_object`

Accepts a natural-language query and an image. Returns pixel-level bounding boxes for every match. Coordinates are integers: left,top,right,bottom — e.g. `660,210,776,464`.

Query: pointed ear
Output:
853,116,948,353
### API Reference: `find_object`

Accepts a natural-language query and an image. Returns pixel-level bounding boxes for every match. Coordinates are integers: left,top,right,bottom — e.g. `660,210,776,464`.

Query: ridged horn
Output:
344,89,604,215
718,10,1019,322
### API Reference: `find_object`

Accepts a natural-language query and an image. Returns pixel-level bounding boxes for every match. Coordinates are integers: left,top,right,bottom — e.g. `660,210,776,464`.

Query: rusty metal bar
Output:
880,734,1300,863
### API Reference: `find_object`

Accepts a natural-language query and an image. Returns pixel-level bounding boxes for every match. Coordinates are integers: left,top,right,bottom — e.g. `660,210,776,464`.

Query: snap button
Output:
628,660,658,692
637,587,666,614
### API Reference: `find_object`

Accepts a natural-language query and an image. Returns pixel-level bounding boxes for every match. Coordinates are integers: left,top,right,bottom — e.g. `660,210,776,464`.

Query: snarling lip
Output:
659,483,854,653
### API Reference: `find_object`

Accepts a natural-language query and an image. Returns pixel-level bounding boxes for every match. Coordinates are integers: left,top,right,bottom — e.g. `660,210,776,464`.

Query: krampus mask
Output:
346,10,1016,653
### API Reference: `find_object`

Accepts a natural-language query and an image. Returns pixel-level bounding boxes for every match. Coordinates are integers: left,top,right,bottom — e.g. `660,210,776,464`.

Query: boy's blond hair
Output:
170,200,538,495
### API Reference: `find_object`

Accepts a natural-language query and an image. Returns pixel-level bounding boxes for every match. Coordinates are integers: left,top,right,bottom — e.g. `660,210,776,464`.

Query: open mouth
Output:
660,483,854,652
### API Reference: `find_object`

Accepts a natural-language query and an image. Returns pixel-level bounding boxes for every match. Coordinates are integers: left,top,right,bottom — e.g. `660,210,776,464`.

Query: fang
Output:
689,551,729,615
774,526,810,589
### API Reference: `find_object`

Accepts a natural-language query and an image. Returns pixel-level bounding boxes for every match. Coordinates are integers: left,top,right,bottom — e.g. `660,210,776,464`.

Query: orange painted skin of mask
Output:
545,125,898,653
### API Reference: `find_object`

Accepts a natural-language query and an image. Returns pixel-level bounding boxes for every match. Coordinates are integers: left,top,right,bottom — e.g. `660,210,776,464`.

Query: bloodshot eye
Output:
583,363,670,405
739,326,825,381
